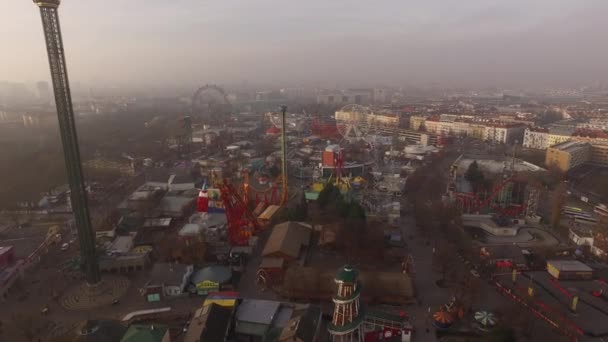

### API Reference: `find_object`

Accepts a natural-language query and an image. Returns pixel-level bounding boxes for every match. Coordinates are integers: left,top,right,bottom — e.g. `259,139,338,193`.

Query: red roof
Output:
573,129,608,139
484,121,526,128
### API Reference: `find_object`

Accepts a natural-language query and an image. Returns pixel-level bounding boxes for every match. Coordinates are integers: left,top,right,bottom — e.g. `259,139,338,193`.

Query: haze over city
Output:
3,0,608,88
2,1,608,341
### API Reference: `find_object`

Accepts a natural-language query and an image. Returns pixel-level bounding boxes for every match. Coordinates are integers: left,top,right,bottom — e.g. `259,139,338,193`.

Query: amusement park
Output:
5,77,608,342
6,1,608,341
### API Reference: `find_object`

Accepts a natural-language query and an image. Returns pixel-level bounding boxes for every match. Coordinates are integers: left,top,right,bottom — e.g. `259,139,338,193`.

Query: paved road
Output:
400,215,446,342
400,213,517,341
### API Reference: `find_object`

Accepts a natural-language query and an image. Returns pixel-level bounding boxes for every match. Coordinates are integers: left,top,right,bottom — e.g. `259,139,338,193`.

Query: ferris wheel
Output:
336,104,372,141
191,85,232,123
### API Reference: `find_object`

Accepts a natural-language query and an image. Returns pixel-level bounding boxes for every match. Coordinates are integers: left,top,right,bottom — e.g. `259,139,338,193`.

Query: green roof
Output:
305,192,319,200
335,265,358,283
120,324,168,342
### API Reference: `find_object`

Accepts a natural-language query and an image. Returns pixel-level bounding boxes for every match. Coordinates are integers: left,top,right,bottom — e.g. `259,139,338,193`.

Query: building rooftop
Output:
236,299,280,325
147,262,192,285
547,259,593,272
278,305,322,342
572,128,608,139
158,195,195,215
191,265,232,285
108,234,135,254
0,246,14,257
527,127,550,133
178,223,202,237
262,221,311,259
189,212,227,229
120,324,168,342
184,304,233,342
484,121,526,128
128,191,156,202
548,126,576,136
142,218,172,228
169,173,194,185
550,140,590,153
455,156,544,176
569,225,595,238
203,291,239,307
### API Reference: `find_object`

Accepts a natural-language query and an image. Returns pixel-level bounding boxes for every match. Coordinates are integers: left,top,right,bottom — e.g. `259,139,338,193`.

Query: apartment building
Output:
409,115,427,130
523,127,549,149
545,141,592,172
483,123,526,144
571,130,608,167
523,127,573,150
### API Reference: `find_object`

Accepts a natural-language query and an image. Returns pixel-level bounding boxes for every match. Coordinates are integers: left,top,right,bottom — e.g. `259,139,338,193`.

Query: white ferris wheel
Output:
336,104,373,141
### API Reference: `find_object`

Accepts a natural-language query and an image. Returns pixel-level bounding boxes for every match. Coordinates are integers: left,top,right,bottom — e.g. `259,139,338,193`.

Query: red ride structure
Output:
455,175,526,217
219,181,260,246
312,118,340,138
241,172,282,208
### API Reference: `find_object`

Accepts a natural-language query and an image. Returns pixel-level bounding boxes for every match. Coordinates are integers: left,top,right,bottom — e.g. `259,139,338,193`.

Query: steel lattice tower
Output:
34,0,100,284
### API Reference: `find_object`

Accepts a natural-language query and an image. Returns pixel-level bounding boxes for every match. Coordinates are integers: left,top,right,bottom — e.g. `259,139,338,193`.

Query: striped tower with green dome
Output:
328,265,364,342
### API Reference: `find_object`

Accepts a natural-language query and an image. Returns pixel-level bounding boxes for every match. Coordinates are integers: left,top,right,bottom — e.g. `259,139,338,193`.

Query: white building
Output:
483,124,525,144
409,115,427,130
569,228,594,246
523,127,573,150
577,118,608,131
523,128,549,149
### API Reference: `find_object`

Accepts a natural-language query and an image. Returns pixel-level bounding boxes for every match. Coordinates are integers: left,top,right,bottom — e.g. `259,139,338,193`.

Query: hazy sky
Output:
2,0,608,88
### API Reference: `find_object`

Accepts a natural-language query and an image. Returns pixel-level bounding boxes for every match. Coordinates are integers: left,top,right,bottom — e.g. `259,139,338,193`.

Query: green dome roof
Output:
335,265,358,283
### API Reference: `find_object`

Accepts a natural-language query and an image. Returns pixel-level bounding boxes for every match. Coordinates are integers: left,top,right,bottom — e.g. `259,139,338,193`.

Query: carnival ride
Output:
329,148,351,192
218,181,259,246
336,104,373,141
196,107,289,246
327,265,413,342
312,116,341,138
454,173,541,218
191,85,232,123
492,275,584,339
238,171,278,211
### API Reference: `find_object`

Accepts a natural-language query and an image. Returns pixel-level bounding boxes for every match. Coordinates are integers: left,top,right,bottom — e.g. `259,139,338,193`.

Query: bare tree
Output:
453,272,481,313
434,239,457,283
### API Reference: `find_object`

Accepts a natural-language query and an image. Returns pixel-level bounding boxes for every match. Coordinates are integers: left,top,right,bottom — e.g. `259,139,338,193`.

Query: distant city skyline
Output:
2,0,608,88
